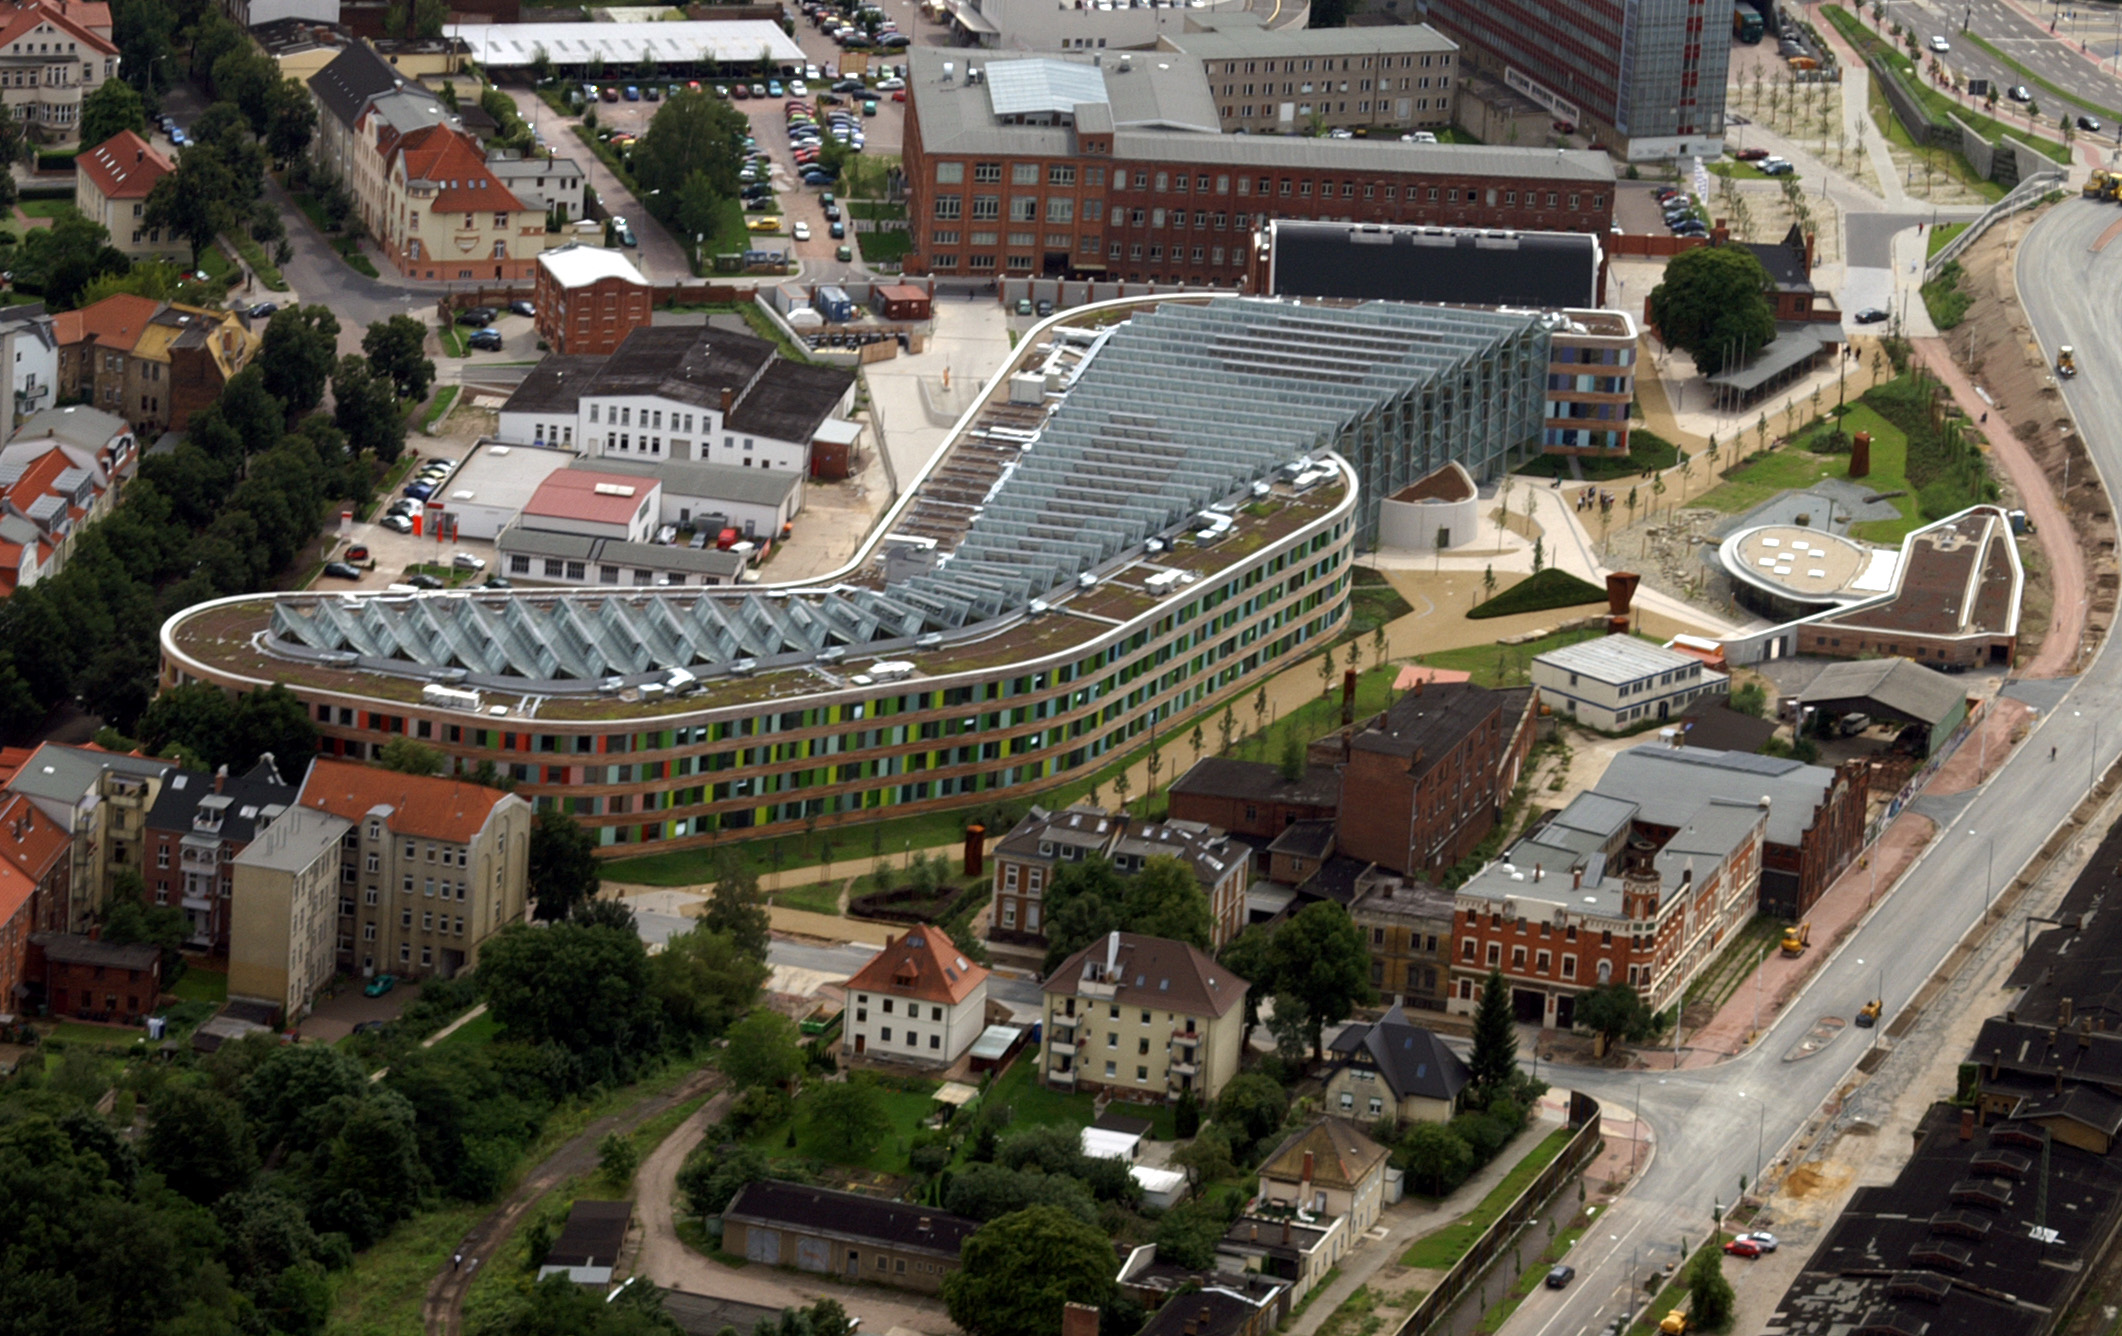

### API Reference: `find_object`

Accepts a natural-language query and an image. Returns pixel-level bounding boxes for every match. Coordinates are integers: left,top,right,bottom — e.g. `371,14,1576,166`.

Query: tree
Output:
1279,729,1306,782
1268,901,1374,1058
722,1009,805,1091
363,314,435,402
1468,965,1519,1103
528,810,601,922
943,1206,1118,1336
1152,1201,1228,1269
144,143,235,270
1263,989,1313,1066
17,212,128,307
598,1131,640,1188
478,920,654,1058
801,1078,890,1161
332,355,407,464
651,921,769,1044
1215,1072,1289,1154
631,91,750,222
1647,245,1776,376
1577,982,1657,1049
227,685,316,775
1217,925,1277,1044
702,853,771,958
101,868,188,986
1686,1242,1737,1328
1397,1121,1474,1196
80,77,145,147
266,77,318,164
677,1142,775,1218
376,736,444,775
260,306,342,417
1117,856,1213,950
145,1083,257,1204
1169,1124,1236,1189
944,1163,1098,1223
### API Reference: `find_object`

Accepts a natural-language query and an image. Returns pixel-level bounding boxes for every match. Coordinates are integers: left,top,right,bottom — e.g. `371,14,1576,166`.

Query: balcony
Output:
1047,1038,1077,1057
1168,1057,1199,1078
1050,1010,1081,1030
1170,1027,1201,1046
1078,976,1119,1000
1048,1064,1077,1089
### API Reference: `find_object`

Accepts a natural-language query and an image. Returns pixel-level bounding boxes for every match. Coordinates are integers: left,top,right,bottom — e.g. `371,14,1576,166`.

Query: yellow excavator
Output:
2060,346,2079,379
1781,922,1811,957
2087,169,2111,199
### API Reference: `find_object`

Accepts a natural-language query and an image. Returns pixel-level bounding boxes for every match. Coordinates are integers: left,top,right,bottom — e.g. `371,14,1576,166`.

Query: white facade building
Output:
842,925,991,1067
1529,636,1727,732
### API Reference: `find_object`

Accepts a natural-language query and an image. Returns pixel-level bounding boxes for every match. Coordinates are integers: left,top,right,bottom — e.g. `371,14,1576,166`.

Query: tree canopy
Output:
1647,246,1776,376
80,78,145,147
1576,982,1658,1049
1468,965,1519,1102
1266,901,1374,1057
630,91,749,216
721,1009,805,1092
527,811,601,922
363,315,436,402
1041,854,1213,972
943,1206,1119,1336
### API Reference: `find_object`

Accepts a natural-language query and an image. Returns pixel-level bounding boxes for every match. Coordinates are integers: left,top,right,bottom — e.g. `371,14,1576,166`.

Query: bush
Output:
724,1085,793,1138
1467,567,1609,620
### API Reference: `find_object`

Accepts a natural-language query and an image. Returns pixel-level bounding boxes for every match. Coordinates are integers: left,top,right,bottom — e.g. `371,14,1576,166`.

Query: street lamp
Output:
1737,1090,1765,1193
1968,828,1994,911
2076,710,2101,789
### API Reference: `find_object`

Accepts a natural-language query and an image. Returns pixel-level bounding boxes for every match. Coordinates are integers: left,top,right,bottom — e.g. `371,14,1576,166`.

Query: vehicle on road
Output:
1928,33,1949,50
2010,84,2032,101
1544,1265,1575,1289
1853,307,1889,324
793,221,812,241
248,301,278,319
1759,157,1795,176
323,561,362,579
364,974,397,997
1724,1238,1763,1258
2081,115,2104,133
749,215,784,232
467,328,502,351
836,244,853,261
482,575,513,589
1856,999,1883,1027
2060,345,2078,378
509,299,536,318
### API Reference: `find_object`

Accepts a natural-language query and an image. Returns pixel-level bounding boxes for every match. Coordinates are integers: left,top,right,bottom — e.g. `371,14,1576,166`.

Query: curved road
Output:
1501,198,2122,1336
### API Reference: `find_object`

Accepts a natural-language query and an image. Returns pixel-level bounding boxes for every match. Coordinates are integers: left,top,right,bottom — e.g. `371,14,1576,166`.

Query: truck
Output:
1660,1311,1691,1335
1733,7,1764,41
2086,169,2111,199
1781,922,1811,957
2059,346,2078,378
1856,999,1883,1027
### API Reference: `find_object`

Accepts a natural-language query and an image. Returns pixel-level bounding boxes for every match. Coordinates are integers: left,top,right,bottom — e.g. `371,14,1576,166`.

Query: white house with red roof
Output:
0,405,131,595
515,468,661,543
844,924,991,1067
0,0,119,142
75,130,181,261
382,123,547,282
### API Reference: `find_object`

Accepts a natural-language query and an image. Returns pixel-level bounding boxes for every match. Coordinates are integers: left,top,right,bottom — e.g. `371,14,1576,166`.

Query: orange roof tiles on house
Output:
844,925,989,1006
1392,665,1473,691
0,791,70,888
393,125,528,215
297,757,515,844
66,293,160,353
0,2,115,56
77,131,171,200
0,748,33,785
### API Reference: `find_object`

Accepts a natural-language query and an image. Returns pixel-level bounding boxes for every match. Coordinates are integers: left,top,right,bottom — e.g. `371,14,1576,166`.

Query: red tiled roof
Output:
297,757,516,844
77,130,171,200
0,791,69,885
0,2,116,56
65,293,159,352
0,747,33,785
0,859,31,934
522,469,655,527
845,925,988,1006
392,124,527,214
2,446,70,508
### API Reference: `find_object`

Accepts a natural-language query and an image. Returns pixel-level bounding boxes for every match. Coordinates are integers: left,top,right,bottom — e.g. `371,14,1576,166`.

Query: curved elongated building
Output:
162,295,1556,852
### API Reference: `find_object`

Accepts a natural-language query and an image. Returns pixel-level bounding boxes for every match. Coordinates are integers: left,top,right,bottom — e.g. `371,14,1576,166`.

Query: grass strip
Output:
1400,1127,1578,1269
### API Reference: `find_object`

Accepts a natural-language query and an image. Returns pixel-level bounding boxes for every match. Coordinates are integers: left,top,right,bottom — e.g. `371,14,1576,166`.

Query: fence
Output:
1391,1095,1604,1336
1923,168,2066,281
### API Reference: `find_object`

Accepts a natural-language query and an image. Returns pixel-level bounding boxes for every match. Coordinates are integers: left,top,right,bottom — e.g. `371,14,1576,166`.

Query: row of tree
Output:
0,309,434,742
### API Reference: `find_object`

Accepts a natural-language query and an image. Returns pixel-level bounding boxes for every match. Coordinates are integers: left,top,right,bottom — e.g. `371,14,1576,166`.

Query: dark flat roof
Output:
1352,682,1500,771
723,1181,979,1255
2008,818,2122,1029
33,932,158,972
1264,221,1598,309
726,358,856,445
1169,757,1341,808
546,1199,631,1267
497,355,607,415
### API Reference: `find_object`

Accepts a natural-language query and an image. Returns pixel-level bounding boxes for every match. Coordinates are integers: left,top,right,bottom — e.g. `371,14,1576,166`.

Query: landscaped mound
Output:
1467,568,1608,620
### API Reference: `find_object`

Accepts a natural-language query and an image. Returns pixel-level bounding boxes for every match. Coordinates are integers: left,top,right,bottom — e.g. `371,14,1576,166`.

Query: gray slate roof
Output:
568,456,801,508
146,761,298,847
1597,745,1830,847
1327,1002,1469,1103
310,43,408,129
1797,657,1967,728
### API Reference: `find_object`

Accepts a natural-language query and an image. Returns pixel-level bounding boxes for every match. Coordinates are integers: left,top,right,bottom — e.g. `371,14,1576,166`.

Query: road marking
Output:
2093,217,2122,252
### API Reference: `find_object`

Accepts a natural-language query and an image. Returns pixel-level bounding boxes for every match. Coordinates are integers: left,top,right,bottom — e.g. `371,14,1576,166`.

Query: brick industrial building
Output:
901,47,1616,285
534,244,653,356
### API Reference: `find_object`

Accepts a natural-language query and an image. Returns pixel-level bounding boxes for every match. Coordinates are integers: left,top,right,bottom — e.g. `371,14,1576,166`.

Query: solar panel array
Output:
264,298,1542,690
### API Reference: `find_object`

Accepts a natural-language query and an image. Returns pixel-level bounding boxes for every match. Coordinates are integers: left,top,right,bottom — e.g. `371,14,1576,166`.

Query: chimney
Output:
1414,676,1425,697
1803,229,1817,274
1198,1308,1212,1326
1990,1047,2000,1080
1105,930,1121,976
1534,863,1543,883
1959,1108,1975,1141
1300,1149,1314,1194
1573,867,1582,891
2061,997,2075,1027
1341,667,1356,726
1710,218,1730,246
720,386,734,414
1249,1223,1258,1241
1281,1218,1291,1245
214,765,228,794
1062,1303,1102,1336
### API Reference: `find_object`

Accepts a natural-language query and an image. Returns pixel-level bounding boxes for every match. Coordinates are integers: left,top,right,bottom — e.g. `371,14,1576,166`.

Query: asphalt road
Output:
1892,0,2122,131
1507,199,2122,1335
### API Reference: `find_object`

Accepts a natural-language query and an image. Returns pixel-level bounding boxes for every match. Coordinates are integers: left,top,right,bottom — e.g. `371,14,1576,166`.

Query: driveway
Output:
503,87,688,281
296,978,423,1043
630,1090,959,1334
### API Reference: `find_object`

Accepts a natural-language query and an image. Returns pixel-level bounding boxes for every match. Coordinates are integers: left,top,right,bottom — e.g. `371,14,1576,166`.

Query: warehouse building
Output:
160,296,1554,853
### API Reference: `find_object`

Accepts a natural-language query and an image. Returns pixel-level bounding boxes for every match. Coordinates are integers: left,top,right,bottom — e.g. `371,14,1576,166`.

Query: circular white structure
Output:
1717,523,1899,616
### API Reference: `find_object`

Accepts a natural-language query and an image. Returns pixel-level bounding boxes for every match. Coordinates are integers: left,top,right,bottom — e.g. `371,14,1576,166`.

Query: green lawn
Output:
1345,567,1414,639
771,878,845,916
420,385,459,432
197,244,235,283
1400,1126,1578,1269
856,227,912,266
171,969,229,1004
749,1081,940,1174
48,1022,148,1049
1223,661,1402,767
437,323,469,358
1926,221,1968,259
1409,628,1617,690
1467,568,1608,621
1708,159,1782,181
16,198,77,220
431,1010,500,1050
1514,429,1681,481
1694,402,1919,542
976,1054,1179,1141
230,234,290,291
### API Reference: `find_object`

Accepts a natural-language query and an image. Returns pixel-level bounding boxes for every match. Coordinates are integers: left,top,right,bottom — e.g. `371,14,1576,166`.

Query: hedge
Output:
1467,567,1609,620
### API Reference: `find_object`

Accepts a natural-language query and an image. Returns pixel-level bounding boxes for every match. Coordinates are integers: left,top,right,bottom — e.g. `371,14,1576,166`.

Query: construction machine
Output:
2059,346,2079,379
2087,169,2111,199
1857,999,1883,1027
1781,922,1811,957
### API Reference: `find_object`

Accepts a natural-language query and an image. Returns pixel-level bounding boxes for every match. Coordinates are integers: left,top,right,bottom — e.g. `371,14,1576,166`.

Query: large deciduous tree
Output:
362,314,436,401
80,78,145,146
943,1206,1118,1336
1576,982,1658,1050
1267,900,1374,1058
630,90,749,220
527,810,601,922
721,1009,805,1092
800,1077,891,1161
144,143,235,270
1647,245,1776,376
260,305,342,417
478,920,655,1057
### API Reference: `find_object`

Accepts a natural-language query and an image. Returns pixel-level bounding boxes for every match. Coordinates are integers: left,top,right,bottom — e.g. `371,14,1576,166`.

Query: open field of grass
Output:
1694,401,1920,542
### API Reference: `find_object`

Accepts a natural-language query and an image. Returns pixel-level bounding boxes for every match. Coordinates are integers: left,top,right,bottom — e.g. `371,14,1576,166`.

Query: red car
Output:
1732,147,1770,161
1723,1238,1762,1259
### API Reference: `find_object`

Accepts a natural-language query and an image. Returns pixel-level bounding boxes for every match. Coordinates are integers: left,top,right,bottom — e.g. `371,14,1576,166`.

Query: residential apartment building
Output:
380,123,547,282
0,0,121,143
308,42,459,250
495,325,858,476
75,130,181,261
55,296,259,436
228,805,352,1021
142,758,297,952
721,1181,977,1295
489,149,582,223
1596,744,1870,920
1041,930,1249,1101
991,806,1250,948
0,406,133,594
1530,636,1727,732
294,757,533,980
1324,1003,1468,1123
1413,0,1732,160
0,792,69,995
1326,681,1536,879
1158,23,1459,136
4,744,176,931
0,303,59,431
902,48,1617,286
842,924,990,1066
534,243,652,356
1452,788,1764,1027
1347,872,1455,1012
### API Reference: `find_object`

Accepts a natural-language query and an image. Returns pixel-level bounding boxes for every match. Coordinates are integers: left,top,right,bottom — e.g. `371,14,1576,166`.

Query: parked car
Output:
623,85,640,100
1544,1265,1575,1289
601,85,619,101
1735,1232,1777,1252
364,973,396,996
323,561,362,579
1732,147,1769,161
790,79,809,95
404,481,436,499
768,79,784,96
407,573,445,589
715,84,731,97
1035,298,1054,316
732,83,751,99
455,307,496,327
467,328,502,351
344,545,370,563
874,77,905,90
1853,307,1889,324
793,221,812,241
509,299,536,317
451,553,488,571
749,215,784,232
1723,1238,1763,1259
1928,33,1949,51
643,84,660,101
481,576,513,589
829,220,845,238
248,301,278,319
380,514,413,533
836,244,853,261
1014,297,1033,315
